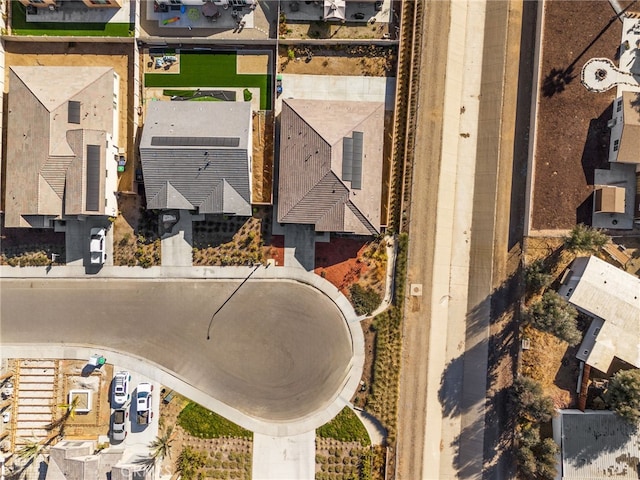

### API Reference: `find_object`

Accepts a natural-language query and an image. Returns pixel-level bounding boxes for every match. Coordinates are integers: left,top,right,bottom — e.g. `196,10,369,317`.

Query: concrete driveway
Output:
0,279,353,424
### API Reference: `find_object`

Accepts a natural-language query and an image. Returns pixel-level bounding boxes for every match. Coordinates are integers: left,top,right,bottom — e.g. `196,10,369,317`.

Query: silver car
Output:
111,408,127,442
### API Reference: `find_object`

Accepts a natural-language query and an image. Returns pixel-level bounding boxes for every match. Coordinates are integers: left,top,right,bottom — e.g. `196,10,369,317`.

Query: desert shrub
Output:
525,259,551,292
317,407,371,446
525,291,581,346
350,284,382,316
509,376,555,425
563,223,609,253
605,368,640,423
176,446,207,480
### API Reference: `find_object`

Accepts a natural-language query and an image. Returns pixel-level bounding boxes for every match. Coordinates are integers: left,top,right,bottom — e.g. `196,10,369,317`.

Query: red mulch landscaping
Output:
265,235,285,266
532,0,639,230
315,236,370,294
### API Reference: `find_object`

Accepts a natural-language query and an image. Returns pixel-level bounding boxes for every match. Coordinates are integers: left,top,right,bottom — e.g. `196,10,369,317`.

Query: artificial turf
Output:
11,1,132,37
145,52,271,110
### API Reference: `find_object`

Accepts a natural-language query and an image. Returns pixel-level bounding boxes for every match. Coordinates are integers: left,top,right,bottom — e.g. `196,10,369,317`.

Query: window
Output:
593,328,600,336
613,139,620,152
616,99,623,112
68,101,81,124
90,0,110,4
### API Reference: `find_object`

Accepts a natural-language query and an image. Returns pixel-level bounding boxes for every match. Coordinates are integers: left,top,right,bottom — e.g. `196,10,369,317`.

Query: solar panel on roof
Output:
342,137,353,181
151,136,240,148
68,101,81,124
85,145,101,212
351,131,363,190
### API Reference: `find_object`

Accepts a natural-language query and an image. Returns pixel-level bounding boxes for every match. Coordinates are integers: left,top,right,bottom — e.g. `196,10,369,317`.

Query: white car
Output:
136,383,154,425
89,227,107,265
112,371,130,405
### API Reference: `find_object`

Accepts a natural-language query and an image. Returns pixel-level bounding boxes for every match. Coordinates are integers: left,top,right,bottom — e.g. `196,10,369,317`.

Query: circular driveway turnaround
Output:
0,279,353,422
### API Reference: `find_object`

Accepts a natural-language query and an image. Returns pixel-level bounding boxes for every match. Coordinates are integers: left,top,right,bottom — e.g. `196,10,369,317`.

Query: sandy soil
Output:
3,41,134,195
279,45,397,77
281,21,389,40
237,53,270,75
252,111,274,204
531,1,640,229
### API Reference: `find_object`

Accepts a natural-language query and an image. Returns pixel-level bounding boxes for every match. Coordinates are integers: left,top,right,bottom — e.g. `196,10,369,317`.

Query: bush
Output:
317,407,371,446
350,284,382,316
564,224,609,253
525,259,551,292
605,368,640,423
525,291,581,346
178,402,252,438
176,446,207,480
509,376,556,425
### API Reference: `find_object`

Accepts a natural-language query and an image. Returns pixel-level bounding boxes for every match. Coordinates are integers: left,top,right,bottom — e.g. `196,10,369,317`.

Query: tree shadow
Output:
542,66,576,97
541,3,631,98
561,411,638,470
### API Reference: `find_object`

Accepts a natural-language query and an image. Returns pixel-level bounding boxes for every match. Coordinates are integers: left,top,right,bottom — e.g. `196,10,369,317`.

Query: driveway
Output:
0,278,353,425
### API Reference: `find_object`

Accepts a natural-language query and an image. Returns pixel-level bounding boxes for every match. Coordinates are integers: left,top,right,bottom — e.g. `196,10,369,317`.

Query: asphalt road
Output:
0,279,353,422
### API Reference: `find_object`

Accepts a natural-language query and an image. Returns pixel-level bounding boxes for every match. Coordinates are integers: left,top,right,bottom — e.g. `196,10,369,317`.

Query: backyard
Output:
10,1,132,36
144,51,272,110
531,0,639,230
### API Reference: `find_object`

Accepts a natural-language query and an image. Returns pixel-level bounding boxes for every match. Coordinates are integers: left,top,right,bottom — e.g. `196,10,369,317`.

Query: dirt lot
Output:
252,111,274,204
278,45,397,77
531,1,640,229
3,41,135,194
281,20,390,40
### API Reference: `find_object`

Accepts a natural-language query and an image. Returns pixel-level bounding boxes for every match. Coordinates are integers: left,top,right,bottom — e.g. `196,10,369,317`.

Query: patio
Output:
22,0,132,24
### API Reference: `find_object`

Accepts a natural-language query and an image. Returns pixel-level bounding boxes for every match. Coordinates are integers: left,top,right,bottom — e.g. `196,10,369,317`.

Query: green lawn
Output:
11,1,132,36
146,52,272,110
317,407,371,446
177,402,252,439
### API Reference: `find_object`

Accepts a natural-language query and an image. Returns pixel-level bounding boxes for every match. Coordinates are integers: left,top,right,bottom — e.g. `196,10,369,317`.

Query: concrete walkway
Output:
252,431,315,480
283,224,316,271
160,210,193,267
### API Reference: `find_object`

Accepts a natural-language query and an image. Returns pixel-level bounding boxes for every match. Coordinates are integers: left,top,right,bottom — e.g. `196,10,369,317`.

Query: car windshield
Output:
114,410,125,423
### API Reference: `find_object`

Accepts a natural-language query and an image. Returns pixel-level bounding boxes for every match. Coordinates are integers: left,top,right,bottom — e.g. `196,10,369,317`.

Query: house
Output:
139,101,252,216
45,441,153,480
558,256,640,374
553,410,640,479
277,99,384,235
19,0,121,9
608,90,640,164
3,66,120,228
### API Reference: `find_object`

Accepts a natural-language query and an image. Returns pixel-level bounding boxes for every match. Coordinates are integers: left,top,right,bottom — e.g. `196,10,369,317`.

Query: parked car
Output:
111,408,128,442
89,227,107,265
136,383,154,425
112,371,130,405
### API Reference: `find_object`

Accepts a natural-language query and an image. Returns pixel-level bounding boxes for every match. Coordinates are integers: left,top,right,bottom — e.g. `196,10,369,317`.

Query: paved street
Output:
0,278,353,424
396,0,522,479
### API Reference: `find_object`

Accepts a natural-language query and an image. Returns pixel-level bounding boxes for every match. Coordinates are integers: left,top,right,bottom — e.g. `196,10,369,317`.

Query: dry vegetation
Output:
112,195,161,268
279,45,397,77
0,227,65,266
192,207,279,266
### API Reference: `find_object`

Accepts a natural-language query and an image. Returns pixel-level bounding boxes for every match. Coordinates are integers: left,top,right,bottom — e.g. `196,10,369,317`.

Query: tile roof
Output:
277,99,383,235
140,102,252,216
4,66,115,227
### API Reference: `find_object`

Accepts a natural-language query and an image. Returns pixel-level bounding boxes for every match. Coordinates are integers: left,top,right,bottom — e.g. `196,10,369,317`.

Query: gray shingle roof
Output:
4,66,115,227
277,99,383,235
140,102,252,216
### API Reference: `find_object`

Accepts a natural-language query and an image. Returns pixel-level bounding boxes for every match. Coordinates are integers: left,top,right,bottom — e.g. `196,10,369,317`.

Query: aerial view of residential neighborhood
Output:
0,0,639,478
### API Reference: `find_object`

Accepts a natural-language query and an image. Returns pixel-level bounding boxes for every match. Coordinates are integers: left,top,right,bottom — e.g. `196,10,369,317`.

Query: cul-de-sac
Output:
0,1,639,479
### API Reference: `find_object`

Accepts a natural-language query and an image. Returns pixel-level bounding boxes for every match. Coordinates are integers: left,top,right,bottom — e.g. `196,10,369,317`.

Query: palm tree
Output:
45,395,80,435
149,426,175,462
